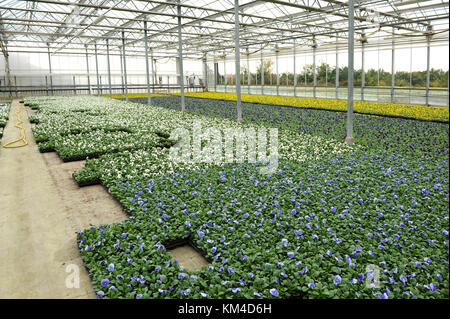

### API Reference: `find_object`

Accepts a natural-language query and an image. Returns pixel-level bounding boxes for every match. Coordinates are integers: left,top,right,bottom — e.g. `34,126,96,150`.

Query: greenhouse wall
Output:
1,43,448,106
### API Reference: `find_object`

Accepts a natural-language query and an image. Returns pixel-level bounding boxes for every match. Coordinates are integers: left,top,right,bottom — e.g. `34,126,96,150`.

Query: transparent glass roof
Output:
0,0,448,58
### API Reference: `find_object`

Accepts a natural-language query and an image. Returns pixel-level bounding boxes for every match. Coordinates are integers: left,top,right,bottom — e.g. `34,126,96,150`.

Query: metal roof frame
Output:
0,0,448,59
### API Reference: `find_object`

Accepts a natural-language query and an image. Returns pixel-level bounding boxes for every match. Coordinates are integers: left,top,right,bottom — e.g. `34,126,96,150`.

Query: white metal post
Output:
346,0,354,145
176,57,180,85
224,51,227,93
106,39,112,98
203,53,208,90
246,47,250,94
377,45,380,101
391,27,395,103
121,32,128,101
361,34,365,101
275,45,279,96
85,44,91,95
261,46,264,95
313,39,317,98
150,49,155,90
144,20,152,104
293,39,297,97
94,42,100,96
234,0,242,121
304,55,307,95
336,35,339,99
213,51,217,92
177,0,185,111
47,44,53,95
409,42,413,104
119,46,124,95
426,26,432,106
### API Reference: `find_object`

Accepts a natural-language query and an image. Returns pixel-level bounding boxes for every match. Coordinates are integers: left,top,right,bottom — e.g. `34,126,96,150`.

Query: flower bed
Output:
132,96,449,158
38,130,173,162
26,95,448,299
25,95,355,165
0,103,11,138
153,92,449,122
24,96,198,161
78,152,449,299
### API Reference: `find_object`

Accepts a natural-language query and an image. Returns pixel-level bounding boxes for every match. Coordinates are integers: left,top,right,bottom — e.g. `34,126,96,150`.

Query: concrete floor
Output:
0,99,210,298
0,100,127,298
168,245,209,272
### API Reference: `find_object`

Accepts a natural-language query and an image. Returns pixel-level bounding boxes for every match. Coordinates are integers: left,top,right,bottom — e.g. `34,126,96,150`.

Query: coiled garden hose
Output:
2,103,28,148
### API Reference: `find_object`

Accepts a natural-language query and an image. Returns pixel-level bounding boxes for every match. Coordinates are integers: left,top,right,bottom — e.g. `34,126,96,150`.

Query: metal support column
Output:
47,44,53,95
144,20,152,104
361,34,365,101
293,39,297,97
426,26,432,106
336,35,339,99
202,54,208,90
261,46,264,95
122,31,128,101
177,0,185,111
246,47,250,94
213,51,217,92
312,38,317,98
106,38,112,98
176,57,180,85
377,45,380,101
391,27,395,103
151,49,155,90
94,42,100,96
119,46,124,94
345,0,354,145
85,44,91,95
234,0,242,121
73,75,76,95
224,52,227,93
275,45,279,96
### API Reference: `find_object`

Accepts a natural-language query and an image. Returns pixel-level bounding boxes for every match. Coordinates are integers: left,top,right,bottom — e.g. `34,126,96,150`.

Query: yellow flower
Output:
105,92,449,122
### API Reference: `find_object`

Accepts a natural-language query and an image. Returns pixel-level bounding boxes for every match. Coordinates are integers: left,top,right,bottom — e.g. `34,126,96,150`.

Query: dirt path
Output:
0,100,127,298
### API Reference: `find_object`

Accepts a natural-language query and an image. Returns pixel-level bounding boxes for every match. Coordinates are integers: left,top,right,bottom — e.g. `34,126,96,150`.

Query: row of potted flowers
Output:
0,102,11,138
78,151,449,299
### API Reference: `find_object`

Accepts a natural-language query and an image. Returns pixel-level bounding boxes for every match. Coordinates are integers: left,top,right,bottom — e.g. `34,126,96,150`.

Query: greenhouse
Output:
0,0,448,302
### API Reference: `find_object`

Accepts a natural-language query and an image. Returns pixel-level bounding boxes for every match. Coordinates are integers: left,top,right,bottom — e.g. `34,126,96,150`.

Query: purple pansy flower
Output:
269,288,279,297
334,275,342,285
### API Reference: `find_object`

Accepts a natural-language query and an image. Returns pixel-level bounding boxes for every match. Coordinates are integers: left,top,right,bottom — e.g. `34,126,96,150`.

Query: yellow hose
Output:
2,103,28,148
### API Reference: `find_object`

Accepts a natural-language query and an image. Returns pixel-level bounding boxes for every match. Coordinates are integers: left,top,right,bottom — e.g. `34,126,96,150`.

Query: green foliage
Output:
237,60,448,88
